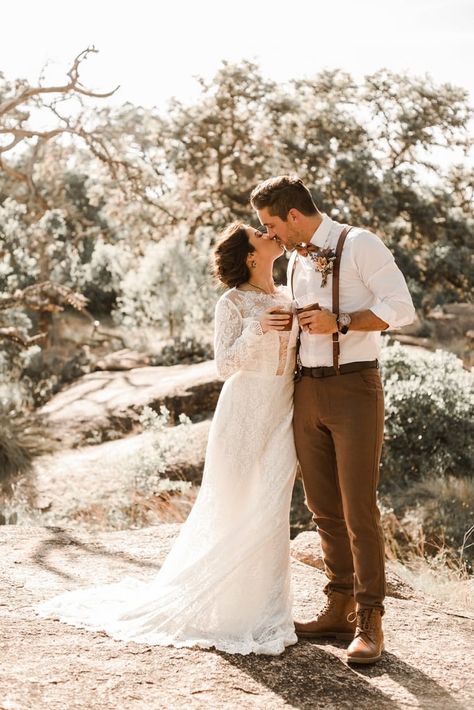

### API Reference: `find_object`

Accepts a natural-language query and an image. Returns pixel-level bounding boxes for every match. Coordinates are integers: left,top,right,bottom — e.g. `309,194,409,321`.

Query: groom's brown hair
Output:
250,175,318,220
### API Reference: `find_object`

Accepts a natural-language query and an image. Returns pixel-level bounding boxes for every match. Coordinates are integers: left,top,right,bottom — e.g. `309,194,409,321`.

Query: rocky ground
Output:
2,338,473,708
9,361,218,530
1,525,473,710
40,360,222,448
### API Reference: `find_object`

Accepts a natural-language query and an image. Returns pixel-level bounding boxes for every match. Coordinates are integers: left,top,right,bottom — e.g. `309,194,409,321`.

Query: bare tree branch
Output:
0,281,88,313
0,155,28,183
0,46,119,119
0,328,47,348
0,282,89,349
0,46,120,210
0,127,70,154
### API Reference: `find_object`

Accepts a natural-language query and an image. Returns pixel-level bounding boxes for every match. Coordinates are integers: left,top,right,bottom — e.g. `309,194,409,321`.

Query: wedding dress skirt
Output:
35,288,298,655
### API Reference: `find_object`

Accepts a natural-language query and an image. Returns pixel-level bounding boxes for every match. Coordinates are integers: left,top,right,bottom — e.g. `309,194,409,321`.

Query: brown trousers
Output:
293,368,386,611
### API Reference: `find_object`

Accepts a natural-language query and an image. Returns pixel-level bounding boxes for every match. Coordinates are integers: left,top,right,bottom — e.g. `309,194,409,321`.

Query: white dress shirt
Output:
288,214,415,367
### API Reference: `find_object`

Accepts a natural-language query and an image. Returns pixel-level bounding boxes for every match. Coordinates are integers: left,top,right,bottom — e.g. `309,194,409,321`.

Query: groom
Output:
251,176,415,664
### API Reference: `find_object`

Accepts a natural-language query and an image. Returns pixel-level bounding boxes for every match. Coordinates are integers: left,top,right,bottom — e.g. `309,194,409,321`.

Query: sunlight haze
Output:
2,0,473,109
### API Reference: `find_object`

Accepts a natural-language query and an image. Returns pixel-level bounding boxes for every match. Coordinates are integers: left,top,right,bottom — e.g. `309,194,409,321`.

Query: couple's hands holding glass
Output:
259,306,293,333
294,294,337,335
258,294,338,335
298,307,338,334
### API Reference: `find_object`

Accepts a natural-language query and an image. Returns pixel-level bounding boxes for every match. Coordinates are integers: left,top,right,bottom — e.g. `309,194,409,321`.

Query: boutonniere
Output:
295,243,337,287
309,248,337,287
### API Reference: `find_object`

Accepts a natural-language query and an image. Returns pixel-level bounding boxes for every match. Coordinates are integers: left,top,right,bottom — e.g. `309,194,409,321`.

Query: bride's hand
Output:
259,307,291,333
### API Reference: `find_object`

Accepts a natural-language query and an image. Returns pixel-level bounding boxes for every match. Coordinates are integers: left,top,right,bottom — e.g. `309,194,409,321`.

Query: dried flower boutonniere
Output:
309,247,337,287
295,243,337,287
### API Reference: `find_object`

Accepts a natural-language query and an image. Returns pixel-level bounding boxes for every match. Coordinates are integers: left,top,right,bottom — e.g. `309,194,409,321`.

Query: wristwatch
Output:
337,312,351,334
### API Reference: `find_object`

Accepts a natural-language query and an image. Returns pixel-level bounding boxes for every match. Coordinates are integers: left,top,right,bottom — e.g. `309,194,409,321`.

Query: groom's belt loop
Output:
300,360,378,378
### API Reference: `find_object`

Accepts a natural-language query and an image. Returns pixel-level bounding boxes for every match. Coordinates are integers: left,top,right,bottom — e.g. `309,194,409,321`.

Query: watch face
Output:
338,313,351,327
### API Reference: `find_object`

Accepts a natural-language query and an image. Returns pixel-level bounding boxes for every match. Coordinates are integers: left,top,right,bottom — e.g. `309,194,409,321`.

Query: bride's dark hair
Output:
213,222,255,288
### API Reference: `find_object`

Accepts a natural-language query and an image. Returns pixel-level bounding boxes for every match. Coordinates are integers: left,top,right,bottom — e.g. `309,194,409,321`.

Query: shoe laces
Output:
316,591,336,620
347,609,377,641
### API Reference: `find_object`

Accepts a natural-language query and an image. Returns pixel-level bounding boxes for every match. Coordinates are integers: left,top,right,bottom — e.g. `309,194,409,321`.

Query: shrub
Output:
0,346,52,488
113,228,216,341
150,336,213,366
380,342,473,484
21,346,94,406
0,415,34,488
132,405,194,495
0,411,52,493
80,239,131,314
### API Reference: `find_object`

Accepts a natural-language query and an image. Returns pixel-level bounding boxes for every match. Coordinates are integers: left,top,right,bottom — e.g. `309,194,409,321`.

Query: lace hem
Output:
35,605,297,656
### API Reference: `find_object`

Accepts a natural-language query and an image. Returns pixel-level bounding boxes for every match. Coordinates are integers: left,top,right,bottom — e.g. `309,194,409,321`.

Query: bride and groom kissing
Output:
36,175,415,666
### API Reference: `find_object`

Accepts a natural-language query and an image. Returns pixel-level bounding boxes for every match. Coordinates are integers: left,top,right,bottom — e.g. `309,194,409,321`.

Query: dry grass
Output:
382,474,474,565
381,477,474,613
66,483,199,531
393,556,474,613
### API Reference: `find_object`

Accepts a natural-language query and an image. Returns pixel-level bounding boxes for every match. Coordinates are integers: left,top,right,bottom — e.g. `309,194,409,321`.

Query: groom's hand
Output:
298,308,338,334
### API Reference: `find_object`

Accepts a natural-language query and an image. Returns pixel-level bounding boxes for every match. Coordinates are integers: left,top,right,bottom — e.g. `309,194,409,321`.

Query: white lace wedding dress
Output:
35,287,298,655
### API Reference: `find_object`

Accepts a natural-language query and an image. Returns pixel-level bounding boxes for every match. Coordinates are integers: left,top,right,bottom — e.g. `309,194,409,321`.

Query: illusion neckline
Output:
233,286,283,297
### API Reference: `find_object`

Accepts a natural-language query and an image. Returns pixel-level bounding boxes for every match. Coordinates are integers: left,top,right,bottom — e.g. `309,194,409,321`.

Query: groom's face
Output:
256,207,302,250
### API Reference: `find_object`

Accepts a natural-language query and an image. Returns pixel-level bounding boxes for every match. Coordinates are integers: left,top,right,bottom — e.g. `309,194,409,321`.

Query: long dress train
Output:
35,287,298,655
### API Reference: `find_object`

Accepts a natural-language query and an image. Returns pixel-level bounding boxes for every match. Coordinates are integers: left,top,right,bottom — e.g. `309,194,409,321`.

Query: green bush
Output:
113,229,216,340
150,336,213,367
21,347,94,407
380,342,473,484
129,405,193,496
0,411,52,493
0,415,33,488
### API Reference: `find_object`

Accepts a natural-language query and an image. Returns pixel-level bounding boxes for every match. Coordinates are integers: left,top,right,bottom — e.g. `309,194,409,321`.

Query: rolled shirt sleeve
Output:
352,231,416,329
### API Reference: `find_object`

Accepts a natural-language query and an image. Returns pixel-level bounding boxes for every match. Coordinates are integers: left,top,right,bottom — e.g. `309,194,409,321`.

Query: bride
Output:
35,222,299,656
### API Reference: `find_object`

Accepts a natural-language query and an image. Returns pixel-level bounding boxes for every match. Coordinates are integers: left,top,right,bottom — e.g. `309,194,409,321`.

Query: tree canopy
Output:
1,54,473,358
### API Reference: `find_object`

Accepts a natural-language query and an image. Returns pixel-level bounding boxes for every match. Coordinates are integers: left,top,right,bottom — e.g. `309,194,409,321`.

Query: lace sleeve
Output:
214,295,263,379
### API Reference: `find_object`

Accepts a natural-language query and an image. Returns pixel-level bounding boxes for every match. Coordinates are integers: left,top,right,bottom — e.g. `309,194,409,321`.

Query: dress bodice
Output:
214,287,297,379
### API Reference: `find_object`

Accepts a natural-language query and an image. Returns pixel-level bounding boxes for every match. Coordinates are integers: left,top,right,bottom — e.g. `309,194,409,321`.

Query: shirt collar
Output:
309,213,332,249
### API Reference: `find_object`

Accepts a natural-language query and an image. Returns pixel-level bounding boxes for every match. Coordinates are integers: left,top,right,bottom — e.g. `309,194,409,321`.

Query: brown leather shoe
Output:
346,608,384,664
294,590,356,640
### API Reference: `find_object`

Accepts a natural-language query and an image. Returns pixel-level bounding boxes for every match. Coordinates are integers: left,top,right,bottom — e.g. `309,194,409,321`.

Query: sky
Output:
1,0,474,112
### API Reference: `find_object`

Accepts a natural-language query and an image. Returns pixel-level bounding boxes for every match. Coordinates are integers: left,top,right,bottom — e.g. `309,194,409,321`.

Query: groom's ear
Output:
288,208,299,223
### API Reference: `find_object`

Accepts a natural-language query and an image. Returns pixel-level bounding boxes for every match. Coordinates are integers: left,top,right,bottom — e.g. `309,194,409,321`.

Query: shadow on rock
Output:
352,650,466,710
217,643,399,710
30,527,162,580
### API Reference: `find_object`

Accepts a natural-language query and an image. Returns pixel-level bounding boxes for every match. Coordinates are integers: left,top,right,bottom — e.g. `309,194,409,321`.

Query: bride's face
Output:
245,226,284,260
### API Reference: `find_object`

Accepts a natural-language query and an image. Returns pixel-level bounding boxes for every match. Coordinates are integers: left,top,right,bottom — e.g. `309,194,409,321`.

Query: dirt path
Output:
1,525,472,709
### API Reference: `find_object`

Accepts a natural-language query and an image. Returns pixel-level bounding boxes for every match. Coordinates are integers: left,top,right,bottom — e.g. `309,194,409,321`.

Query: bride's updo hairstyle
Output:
213,222,255,288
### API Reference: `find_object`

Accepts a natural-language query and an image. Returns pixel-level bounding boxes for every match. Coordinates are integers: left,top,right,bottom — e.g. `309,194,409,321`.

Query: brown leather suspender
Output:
290,225,352,376
332,226,352,372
